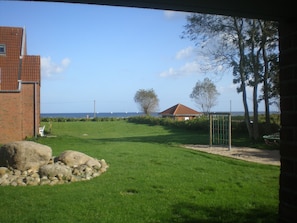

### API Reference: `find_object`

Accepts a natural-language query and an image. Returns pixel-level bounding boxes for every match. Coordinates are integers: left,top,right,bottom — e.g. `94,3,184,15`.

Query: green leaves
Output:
190,77,220,114
134,88,159,115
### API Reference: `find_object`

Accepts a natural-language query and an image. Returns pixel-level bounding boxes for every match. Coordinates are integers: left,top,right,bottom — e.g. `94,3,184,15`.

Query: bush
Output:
127,114,281,137
128,116,209,131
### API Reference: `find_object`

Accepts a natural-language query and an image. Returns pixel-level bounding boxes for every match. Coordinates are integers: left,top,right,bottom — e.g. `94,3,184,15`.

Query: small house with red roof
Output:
159,103,202,121
0,26,41,144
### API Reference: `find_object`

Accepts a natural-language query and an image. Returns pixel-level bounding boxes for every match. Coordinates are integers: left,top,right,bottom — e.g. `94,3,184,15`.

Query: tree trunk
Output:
253,85,259,140
242,83,252,138
259,21,271,124
262,46,271,124
250,20,260,140
234,18,253,138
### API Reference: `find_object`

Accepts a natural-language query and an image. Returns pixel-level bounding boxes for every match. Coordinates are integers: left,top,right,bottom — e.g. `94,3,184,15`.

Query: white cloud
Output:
160,61,200,78
175,46,194,60
180,61,200,74
61,58,71,67
41,56,71,79
160,45,227,78
163,10,189,19
159,68,177,77
218,83,237,94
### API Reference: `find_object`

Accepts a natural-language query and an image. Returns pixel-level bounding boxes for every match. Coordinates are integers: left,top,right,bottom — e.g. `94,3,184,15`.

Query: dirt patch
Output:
183,144,280,166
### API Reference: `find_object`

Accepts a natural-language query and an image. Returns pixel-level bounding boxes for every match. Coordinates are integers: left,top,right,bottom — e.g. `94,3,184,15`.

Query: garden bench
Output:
39,125,45,137
263,132,280,145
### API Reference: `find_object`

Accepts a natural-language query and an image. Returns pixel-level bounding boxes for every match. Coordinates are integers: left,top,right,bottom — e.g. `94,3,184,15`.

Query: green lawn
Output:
0,120,279,223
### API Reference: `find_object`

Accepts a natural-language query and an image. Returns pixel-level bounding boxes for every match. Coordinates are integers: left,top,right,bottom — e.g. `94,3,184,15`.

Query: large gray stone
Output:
39,163,72,180
57,150,101,168
0,141,52,171
0,167,8,176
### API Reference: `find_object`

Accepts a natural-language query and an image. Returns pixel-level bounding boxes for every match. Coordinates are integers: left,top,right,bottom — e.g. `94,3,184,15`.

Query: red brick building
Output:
159,103,202,121
0,26,40,144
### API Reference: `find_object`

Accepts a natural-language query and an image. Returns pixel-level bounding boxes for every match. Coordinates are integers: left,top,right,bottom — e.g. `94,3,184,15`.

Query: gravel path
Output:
183,144,280,166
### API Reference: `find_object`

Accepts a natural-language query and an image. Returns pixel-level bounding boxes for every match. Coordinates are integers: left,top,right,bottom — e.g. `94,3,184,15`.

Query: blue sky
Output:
1,1,272,113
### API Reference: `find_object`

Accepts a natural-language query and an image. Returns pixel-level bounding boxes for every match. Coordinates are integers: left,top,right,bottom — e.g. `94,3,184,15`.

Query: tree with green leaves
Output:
134,88,159,115
182,14,279,140
190,77,220,114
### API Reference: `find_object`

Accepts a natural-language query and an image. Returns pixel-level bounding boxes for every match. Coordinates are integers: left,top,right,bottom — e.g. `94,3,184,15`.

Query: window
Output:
0,44,6,55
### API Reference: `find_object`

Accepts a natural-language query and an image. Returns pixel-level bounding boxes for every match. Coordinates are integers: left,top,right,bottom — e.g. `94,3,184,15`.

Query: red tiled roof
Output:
159,103,201,116
0,26,39,90
22,56,40,83
0,27,23,90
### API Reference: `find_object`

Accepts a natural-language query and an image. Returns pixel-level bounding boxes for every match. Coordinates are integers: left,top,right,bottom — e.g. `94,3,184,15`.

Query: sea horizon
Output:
40,111,279,119
41,112,151,119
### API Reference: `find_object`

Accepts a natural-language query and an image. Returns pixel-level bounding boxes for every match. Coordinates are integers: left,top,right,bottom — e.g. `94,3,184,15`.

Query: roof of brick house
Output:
0,26,40,91
159,103,202,116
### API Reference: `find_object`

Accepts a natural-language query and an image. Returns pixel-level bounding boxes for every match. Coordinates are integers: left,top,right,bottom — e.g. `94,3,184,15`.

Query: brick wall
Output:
0,91,22,143
278,19,297,223
21,83,39,139
0,82,40,144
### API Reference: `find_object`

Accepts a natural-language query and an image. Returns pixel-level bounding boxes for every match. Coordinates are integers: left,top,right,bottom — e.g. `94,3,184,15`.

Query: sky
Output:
1,1,275,113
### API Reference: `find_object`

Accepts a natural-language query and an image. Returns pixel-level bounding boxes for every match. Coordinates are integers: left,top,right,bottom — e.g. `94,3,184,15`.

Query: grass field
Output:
0,120,279,223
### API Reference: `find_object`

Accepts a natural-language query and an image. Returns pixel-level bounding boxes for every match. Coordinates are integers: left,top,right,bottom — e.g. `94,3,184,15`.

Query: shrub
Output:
128,116,209,131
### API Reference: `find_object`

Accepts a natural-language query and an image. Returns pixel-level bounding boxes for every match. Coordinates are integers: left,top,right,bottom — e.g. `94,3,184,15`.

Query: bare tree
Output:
190,77,220,114
182,13,279,140
134,88,159,115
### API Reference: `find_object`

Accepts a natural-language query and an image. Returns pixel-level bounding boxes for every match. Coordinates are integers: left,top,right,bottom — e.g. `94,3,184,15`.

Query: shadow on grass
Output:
166,202,278,223
90,130,209,145
89,121,278,150
79,122,208,145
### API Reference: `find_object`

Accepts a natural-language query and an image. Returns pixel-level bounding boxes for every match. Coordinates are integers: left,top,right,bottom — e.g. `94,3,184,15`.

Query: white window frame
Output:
0,44,6,55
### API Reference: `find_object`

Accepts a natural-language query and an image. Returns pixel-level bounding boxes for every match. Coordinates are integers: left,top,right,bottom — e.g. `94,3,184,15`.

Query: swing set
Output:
209,112,232,150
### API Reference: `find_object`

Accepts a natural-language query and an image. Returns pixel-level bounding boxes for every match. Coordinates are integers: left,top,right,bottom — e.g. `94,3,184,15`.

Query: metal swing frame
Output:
209,112,232,150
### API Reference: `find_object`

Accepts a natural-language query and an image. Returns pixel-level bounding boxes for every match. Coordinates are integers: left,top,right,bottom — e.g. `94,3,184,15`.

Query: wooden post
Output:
209,114,212,148
228,113,231,150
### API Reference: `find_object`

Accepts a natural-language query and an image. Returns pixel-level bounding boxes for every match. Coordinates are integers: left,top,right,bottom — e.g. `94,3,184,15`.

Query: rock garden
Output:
0,141,108,186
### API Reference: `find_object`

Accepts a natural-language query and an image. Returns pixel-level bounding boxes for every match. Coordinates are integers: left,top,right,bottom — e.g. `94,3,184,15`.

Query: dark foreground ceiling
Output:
29,0,296,21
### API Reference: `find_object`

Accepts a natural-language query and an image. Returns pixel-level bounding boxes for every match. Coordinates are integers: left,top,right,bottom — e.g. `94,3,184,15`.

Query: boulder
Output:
57,150,101,168
0,141,52,171
0,167,9,176
39,163,72,180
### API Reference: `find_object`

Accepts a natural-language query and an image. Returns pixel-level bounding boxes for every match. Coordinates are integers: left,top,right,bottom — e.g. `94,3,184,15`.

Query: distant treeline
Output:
41,116,125,123
41,113,280,136
127,115,280,136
